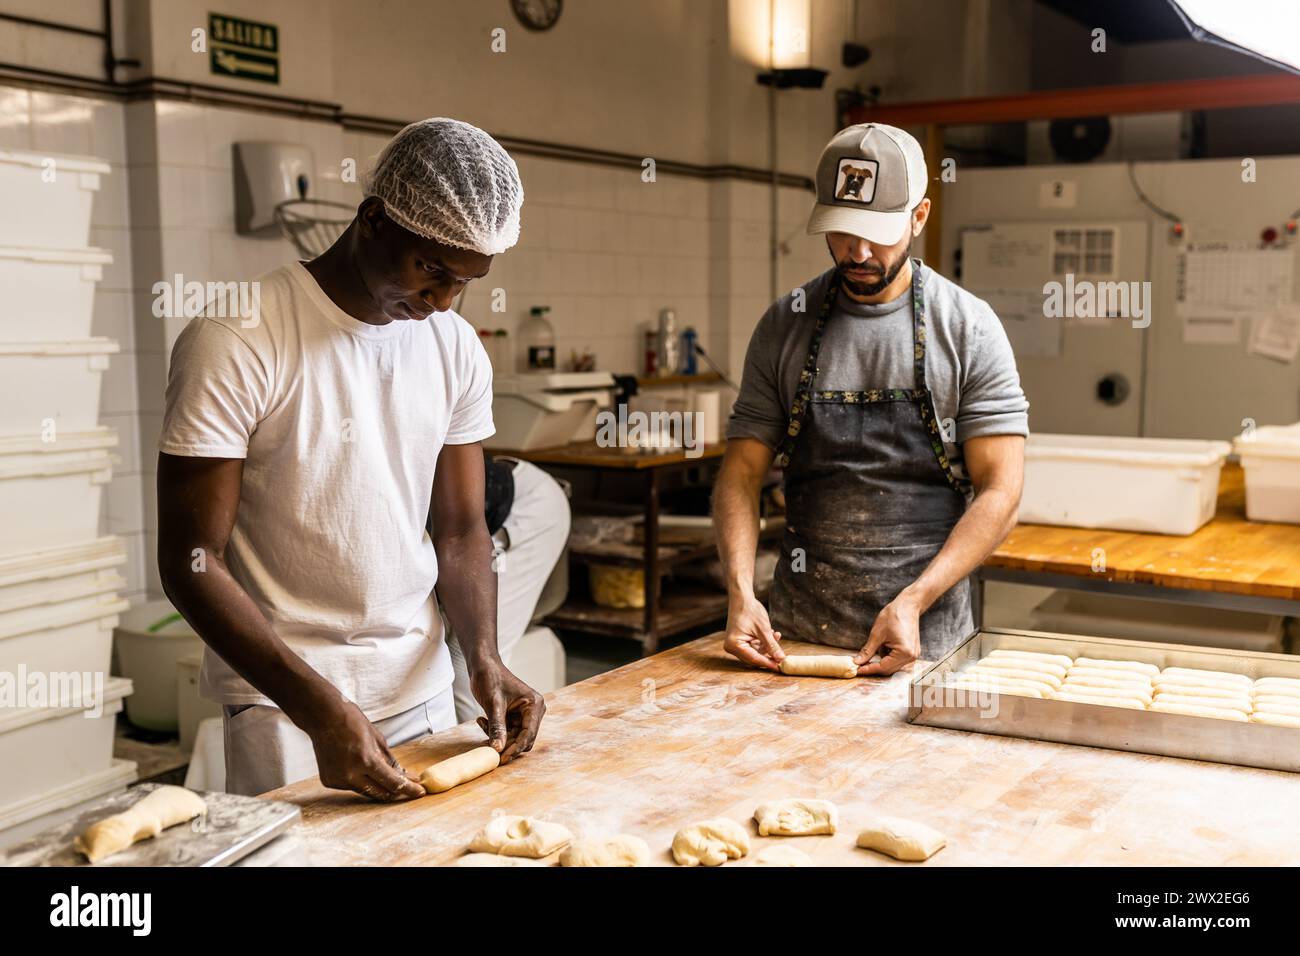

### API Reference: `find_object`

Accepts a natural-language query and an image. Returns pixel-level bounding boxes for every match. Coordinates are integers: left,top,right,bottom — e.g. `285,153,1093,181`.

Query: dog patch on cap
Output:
834,157,878,204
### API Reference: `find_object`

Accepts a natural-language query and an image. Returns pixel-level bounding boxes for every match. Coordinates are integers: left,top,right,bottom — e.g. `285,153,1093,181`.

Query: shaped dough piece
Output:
1250,697,1300,716
559,835,650,867
958,669,1055,692
947,679,1044,700
420,746,500,794
1062,671,1152,693
952,675,1050,696
986,649,1074,669
468,816,574,858
856,817,946,861
1150,700,1248,721
454,853,543,867
1253,677,1300,693
74,786,207,864
779,655,858,678
1052,690,1147,710
1250,711,1300,728
1059,682,1153,704
751,844,813,867
1160,667,1250,688
1154,692,1251,713
1074,657,1159,677
1154,680,1253,702
753,799,837,836
975,657,1068,680
671,818,751,866
970,664,1062,689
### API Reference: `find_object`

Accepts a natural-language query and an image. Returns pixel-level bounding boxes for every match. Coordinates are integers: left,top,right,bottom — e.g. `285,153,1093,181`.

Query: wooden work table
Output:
252,635,1300,866
981,463,1300,618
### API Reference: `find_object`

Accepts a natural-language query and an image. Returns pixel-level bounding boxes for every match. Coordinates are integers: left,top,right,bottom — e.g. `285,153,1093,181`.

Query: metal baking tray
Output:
908,627,1300,774
0,784,301,867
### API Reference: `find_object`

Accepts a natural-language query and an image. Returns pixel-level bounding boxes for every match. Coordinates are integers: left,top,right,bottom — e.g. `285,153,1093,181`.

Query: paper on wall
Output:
1247,304,1300,363
1176,302,1242,345
1177,242,1295,310
973,287,1061,358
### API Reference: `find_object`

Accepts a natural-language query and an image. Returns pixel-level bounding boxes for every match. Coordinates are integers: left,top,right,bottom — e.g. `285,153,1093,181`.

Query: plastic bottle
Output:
521,306,556,372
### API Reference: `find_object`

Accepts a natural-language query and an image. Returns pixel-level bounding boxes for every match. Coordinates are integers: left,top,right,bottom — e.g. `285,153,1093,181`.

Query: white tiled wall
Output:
5,84,830,603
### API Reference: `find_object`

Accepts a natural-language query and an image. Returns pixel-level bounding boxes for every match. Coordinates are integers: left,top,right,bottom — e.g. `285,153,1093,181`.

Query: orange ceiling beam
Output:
846,73,1300,126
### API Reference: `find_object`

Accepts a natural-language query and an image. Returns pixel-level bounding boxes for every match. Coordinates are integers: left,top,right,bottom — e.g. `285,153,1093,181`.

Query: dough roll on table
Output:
779,655,859,678
75,786,208,863
420,746,500,794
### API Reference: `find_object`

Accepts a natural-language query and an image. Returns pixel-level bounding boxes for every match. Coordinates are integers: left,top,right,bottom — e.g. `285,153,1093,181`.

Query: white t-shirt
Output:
159,262,495,720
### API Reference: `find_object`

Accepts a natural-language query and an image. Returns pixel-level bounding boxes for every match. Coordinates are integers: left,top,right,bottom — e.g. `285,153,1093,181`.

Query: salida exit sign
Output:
209,13,280,84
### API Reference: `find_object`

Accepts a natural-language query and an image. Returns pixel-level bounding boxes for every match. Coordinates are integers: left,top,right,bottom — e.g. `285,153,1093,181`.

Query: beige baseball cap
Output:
807,123,928,246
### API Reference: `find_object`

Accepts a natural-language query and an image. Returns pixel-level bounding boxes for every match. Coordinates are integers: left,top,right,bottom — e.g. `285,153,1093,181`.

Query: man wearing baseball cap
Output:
714,123,1028,675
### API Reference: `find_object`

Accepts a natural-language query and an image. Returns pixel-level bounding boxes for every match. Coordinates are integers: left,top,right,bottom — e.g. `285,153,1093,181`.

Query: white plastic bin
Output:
114,599,203,732
0,149,110,250
0,537,125,615
1235,423,1300,524
0,677,131,812
177,653,222,754
0,429,117,554
1030,589,1285,653
0,339,119,434
0,588,128,678
0,759,135,845
1020,433,1231,535
0,245,113,341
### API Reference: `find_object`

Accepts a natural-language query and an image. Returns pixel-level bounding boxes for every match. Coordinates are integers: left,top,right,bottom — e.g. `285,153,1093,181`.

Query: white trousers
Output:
448,459,570,723
221,686,456,797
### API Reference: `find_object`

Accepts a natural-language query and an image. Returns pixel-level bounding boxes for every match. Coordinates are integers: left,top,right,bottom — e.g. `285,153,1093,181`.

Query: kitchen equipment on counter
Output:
491,370,616,450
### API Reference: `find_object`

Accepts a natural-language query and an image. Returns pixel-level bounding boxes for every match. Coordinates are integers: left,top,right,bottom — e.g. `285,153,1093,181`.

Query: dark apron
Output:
768,260,973,660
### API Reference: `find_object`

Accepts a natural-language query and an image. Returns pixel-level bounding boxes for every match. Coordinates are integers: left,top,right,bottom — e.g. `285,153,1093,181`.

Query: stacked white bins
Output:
1020,434,1231,535
1234,423,1300,524
0,149,136,847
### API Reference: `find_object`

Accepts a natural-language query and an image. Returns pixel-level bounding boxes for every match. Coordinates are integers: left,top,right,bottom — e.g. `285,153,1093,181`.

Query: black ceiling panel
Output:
1036,0,1193,43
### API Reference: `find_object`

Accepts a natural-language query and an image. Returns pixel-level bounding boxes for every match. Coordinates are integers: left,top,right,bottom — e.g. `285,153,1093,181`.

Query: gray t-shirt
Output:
726,262,1029,492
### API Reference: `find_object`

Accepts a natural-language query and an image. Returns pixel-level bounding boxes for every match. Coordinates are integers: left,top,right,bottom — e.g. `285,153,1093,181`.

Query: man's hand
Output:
470,661,545,764
854,596,922,676
722,592,784,670
303,698,426,801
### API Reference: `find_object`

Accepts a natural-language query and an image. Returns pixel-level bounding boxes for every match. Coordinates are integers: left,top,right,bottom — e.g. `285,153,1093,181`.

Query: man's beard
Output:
834,235,912,297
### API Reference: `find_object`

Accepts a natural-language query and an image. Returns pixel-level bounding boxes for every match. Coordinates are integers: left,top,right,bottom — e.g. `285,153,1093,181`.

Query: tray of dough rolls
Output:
908,627,1300,774
0,784,300,866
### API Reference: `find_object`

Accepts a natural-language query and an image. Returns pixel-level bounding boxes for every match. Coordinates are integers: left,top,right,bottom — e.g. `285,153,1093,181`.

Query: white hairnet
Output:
363,118,523,256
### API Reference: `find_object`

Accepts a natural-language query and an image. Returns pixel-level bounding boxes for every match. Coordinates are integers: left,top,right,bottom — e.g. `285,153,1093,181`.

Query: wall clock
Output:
511,0,562,31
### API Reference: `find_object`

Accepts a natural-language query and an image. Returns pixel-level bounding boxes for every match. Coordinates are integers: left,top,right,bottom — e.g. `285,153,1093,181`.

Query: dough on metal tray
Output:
1160,667,1250,688
1074,657,1159,677
1150,700,1247,721
74,785,207,864
974,657,1068,680
1153,692,1250,713
970,663,1062,689
753,798,837,836
671,818,750,866
1250,711,1300,728
986,648,1074,669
